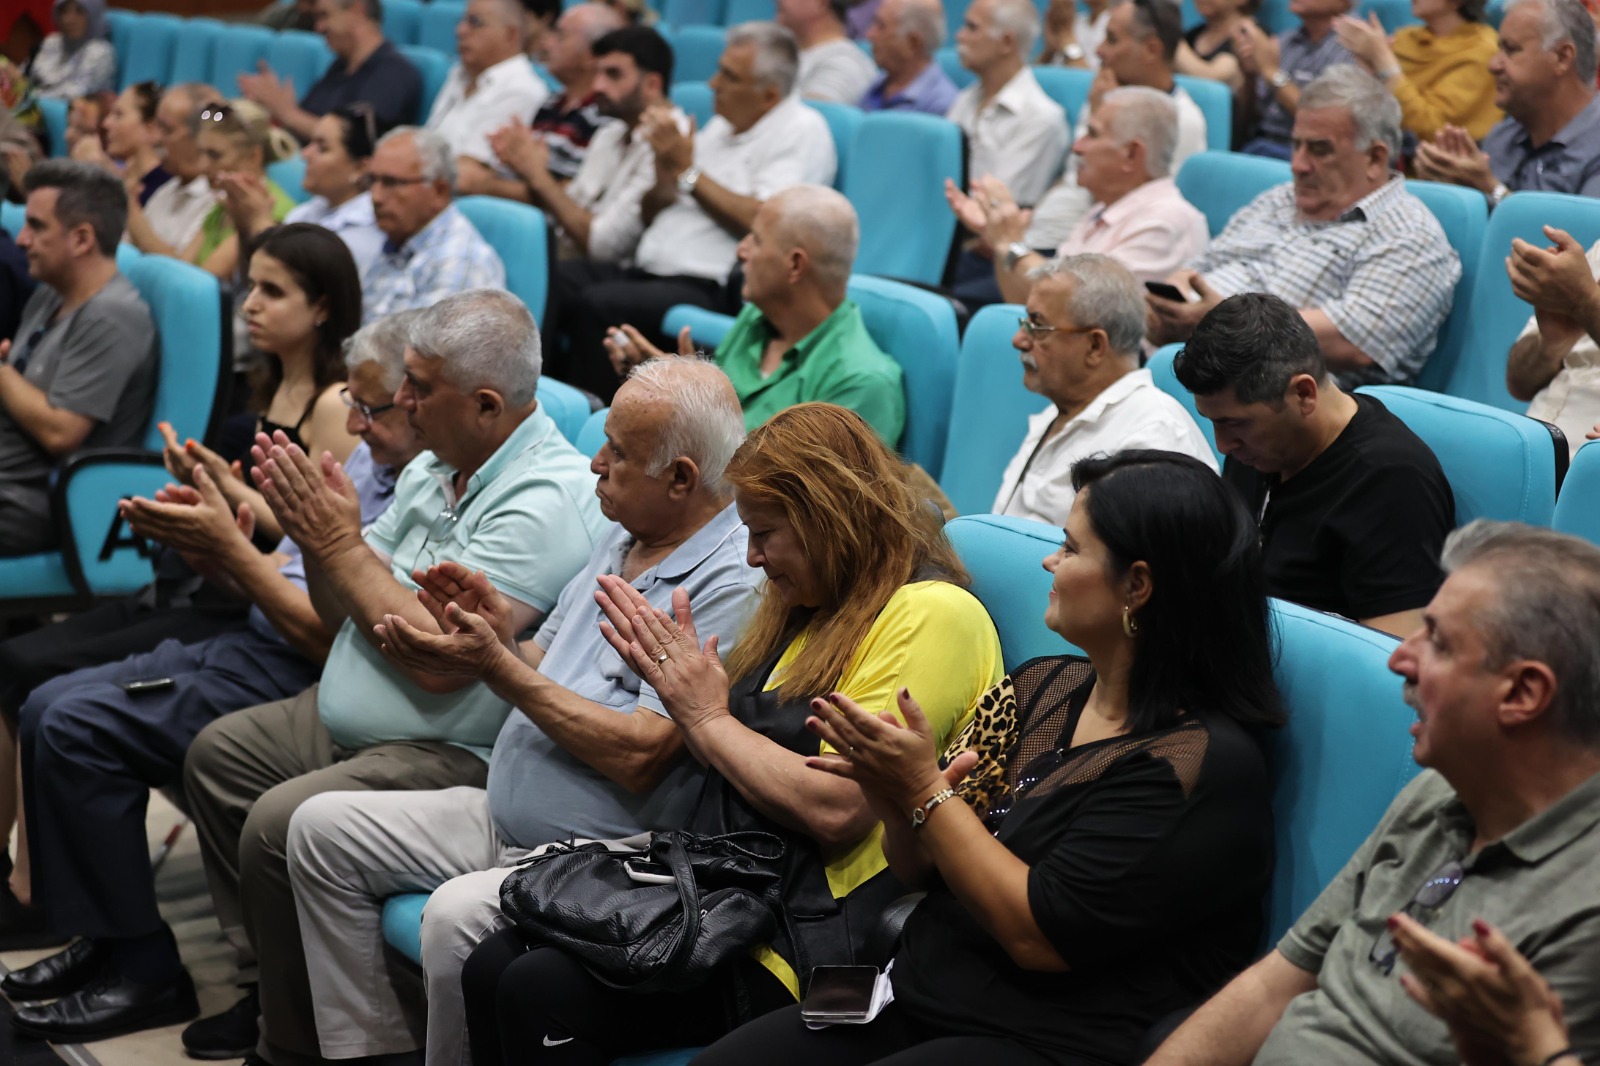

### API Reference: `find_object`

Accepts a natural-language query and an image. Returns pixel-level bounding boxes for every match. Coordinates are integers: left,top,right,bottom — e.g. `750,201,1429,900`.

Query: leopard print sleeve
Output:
940,675,1018,820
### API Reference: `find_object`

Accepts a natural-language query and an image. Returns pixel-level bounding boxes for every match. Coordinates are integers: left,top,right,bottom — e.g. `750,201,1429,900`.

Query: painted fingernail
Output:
1386,915,1400,930
900,687,910,699
1472,918,1489,936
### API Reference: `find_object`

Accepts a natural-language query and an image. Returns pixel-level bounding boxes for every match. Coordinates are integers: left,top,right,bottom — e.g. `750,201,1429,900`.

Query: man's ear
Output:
1286,372,1320,416
474,387,508,420
1498,660,1559,730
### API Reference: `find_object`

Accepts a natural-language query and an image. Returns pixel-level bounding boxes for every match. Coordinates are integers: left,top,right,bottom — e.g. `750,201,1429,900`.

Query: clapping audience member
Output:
0,240,372,1047
1174,292,1453,636
860,0,957,114
779,0,879,103
1506,225,1600,457
284,358,759,1066
183,99,299,281
62,92,110,155
1333,0,1499,143
26,0,113,99
126,83,221,258
1148,66,1458,388
696,449,1283,1066
1176,0,1253,95
1414,0,1600,202
240,0,422,142
1038,0,1111,65
977,88,1208,304
550,22,835,395
995,255,1216,526
606,186,904,445
459,402,1004,1065
362,127,506,321
181,289,607,1066
1147,521,1600,1066
1235,0,1356,158
70,82,170,208
426,0,551,176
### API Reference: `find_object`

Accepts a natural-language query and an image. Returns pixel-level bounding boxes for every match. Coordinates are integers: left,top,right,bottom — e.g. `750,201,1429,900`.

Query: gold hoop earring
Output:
1122,605,1140,638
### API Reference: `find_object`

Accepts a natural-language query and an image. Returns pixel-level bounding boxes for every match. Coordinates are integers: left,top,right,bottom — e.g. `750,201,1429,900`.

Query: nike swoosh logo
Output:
543,1036,575,1047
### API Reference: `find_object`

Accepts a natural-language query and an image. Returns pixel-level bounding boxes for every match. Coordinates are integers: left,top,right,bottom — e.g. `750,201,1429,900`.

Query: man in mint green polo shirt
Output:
608,184,906,447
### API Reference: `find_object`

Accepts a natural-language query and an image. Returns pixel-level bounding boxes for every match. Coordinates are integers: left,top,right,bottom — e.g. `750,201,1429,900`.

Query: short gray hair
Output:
987,0,1041,57
344,308,422,394
893,0,945,53
626,357,746,498
409,289,541,406
376,125,456,187
1507,0,1599,85
1299,64,1402,163
1030,252,1146,356
726,21,800,97
1102,85,1179,179
1441,520,1600,748
769,184,858,290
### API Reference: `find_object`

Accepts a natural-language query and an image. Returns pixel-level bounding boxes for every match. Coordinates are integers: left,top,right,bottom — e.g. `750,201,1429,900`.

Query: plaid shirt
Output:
1192,177,1460,386
362,204,507,322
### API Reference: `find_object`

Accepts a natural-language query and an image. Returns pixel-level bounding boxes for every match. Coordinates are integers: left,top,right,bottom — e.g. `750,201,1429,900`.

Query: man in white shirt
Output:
778,0,879,103
994,252,1217,526
548,21,835,399
947,0,1069,208
425,0,550,174
125,83,219,258
976,86,1208,302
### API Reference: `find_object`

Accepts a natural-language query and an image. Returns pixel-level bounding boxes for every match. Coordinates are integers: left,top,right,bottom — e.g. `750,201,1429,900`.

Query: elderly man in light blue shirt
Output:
180,289,604,1066
281,357,760,1066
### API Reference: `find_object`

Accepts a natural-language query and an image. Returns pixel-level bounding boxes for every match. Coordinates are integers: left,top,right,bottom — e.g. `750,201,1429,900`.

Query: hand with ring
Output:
805,688,976,813
595,574,732,735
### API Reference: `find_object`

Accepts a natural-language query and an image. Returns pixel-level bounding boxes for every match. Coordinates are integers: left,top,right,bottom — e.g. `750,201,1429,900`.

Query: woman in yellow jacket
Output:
1334,0,1500,143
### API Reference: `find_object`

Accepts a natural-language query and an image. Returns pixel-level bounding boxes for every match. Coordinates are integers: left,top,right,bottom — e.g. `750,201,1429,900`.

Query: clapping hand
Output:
238,60,297,118
489,122,550,185
1233,20,1278,77
248,430,363,561
1414,126,1496,195
604,322,690,378
412,560,520,649
1333,12,1394,73
596,575,731,736
805,688,974,812
215,170,279,235
642,103,695,184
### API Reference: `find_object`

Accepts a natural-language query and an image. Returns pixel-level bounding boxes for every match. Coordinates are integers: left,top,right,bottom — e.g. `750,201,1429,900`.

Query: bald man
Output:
611,184,905,447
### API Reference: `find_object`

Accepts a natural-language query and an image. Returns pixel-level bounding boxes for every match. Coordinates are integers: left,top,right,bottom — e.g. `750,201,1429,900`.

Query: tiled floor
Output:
1,792,245,1066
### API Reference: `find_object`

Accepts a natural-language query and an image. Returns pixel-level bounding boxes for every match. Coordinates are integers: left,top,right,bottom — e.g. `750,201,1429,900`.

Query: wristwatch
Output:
1268,68,1292,90
910,788,957,829
1003,241,1033,273
677,166,702,198
1488,181,1511,207
1059,42,1086,63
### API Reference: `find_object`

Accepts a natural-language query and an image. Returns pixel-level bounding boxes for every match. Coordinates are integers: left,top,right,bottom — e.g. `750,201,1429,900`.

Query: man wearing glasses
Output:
1147,522,1600,1066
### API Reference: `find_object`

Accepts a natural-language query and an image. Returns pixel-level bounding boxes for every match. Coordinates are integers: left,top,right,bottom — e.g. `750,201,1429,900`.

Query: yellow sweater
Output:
1390,22,1502,142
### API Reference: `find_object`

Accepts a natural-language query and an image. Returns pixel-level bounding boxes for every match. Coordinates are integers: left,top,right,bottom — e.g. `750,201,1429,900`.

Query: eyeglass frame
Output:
1016,316,1102,342
1367,859,1466,976
339,386,397,423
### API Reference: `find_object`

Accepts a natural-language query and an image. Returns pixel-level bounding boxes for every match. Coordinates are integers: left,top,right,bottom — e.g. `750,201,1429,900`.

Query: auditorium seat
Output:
1173,151,1290,237
844,110,964,286
937,303,1038,516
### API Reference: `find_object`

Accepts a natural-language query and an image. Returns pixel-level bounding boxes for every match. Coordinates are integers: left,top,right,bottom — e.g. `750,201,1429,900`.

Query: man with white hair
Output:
361,127,506,322
979,86,1209,302
283,357,759,1066
1147,65,1459,388
425,0,551,173
995,253,1217,526
1414,0,1600,201
860,0,958,113
778,0,879,102
550,22,836,399
947,0,1069,207
179,290,607,1066
611,185,905,447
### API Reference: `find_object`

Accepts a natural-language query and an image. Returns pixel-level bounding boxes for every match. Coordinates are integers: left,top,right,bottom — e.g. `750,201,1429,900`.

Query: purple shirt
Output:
860,60,959,116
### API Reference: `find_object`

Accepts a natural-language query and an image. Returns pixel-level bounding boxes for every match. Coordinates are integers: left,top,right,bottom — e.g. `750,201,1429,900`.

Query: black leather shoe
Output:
10,968,199,1043
181,986,259,1059
0,938,106,1000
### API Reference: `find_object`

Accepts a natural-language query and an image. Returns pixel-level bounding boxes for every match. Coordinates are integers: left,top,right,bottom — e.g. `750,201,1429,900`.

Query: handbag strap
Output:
654,833,703,979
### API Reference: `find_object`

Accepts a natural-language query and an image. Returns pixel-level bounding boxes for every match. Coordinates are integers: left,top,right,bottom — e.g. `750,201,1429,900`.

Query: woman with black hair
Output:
693,449,1285,1066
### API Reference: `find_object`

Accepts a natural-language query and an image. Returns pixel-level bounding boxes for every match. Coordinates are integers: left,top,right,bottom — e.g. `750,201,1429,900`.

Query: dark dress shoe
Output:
181,985,259,1059
10,968,199,1043
0,938,106,1000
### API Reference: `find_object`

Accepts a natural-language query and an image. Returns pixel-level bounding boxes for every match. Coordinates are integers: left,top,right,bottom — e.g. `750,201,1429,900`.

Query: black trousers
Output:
546,259,728,402
460,929,794,1066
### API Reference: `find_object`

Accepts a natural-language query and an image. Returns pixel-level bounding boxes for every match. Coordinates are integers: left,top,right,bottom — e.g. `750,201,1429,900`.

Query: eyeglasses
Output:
419,502,464,566
368,173,432,189
1016,316,1100,342
460,12,488,27
1368,859,1465,975
339,387,397,423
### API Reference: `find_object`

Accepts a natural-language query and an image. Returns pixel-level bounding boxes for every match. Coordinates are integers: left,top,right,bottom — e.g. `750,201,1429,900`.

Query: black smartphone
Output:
122,677,176,694
1144,280,1191,303
801,965,879,1020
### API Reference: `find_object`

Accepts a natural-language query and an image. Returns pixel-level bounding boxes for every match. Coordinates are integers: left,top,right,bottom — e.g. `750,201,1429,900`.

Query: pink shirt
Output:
1057,177,1209,283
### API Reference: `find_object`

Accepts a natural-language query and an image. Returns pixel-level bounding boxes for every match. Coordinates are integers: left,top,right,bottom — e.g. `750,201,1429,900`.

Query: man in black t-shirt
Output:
1174,292,1454,637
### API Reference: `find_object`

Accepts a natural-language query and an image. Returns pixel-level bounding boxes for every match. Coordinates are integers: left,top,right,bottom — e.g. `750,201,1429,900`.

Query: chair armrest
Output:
661,305,735,352
50,449,170,599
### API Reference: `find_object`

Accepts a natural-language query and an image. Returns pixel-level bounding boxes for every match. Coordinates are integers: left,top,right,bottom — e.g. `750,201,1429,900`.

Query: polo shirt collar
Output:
1482,767,1600,866
754,297,858,373
1514,92,1600,152
422,404,557,506
634,502,746,589
1090,176,1180,228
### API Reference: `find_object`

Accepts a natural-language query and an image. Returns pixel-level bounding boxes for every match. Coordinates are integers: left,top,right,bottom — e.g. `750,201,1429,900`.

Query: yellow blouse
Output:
1390,22,1502,143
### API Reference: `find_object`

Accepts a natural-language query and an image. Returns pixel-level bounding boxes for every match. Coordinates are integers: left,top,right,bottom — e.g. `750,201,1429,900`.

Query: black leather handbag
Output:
498,829,789,993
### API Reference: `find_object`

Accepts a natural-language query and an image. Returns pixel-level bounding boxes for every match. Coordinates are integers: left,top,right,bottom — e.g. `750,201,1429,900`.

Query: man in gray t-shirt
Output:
2,161,156,555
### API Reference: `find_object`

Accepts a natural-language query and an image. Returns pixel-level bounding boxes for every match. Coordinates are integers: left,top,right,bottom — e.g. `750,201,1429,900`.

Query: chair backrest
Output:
536,377,593,444
946,514,1081,668
115,243,142,273
1359,0,1421,30
0,201,22,236
577,406,609,458
662,0,725,26
1257,0,1295,31
119,13,182,91
419,1,465,56
667,25,727,83
384,0,424,46
400,45,453,122
661,304,735,349
1174,151,1290,237
1146,344,1225,467
938,303,1041,515
267,31,337,97
843,111,963,286
267,155,309,204
209,24,277,98
39,97,68,157
1554,441,1600,544
107,8,139,88
805,99,863,191
168,17,225,87
936,46,976,90
722,0,775,24
1439,191,1600,411
1407,179,1486,395
1359,384,1560,526
669,80,714,128
454,195,550,326
847,274,962,477
1032,66,1091,128
126,255,227,450
1173,75,1232,153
